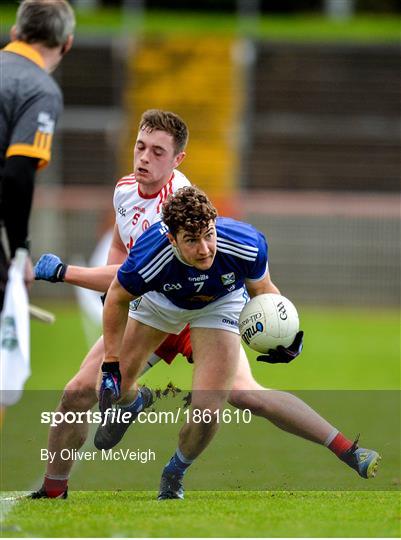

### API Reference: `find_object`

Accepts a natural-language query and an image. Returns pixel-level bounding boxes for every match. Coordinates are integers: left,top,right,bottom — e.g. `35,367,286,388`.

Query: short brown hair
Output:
162,186,217,237
139,109,188,155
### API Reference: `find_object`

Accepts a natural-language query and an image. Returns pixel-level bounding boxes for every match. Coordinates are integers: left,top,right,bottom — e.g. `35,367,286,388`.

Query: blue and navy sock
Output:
164,448,194,477
120,389,144,416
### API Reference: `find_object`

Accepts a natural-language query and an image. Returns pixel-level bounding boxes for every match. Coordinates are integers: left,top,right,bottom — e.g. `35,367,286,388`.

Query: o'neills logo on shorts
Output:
222,318,238,327
129,298,142,312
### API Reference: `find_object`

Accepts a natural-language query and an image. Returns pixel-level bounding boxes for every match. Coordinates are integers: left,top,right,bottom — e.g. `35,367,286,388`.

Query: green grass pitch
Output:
0,8,400,42
1,302,400,537
1,491,399,538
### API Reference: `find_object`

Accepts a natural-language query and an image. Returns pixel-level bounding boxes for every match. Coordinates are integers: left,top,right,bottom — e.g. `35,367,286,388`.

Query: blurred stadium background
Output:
0,3,400,536
1,0,399,309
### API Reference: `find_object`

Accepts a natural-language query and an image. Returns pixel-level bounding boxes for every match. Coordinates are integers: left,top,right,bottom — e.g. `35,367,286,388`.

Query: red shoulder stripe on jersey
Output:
167,172,174,189
161,172,174,194
156,186,165,214
116,173,136,187
156,172,177,213
161,185,167,201
116,181,137,188
117,180,137,186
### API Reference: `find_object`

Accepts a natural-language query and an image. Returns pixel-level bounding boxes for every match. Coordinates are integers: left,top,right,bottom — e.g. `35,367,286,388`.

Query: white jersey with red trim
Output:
113,169,190,252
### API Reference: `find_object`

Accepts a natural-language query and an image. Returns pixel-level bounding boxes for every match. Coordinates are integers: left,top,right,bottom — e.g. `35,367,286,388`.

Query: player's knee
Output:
228,372,265,413
228,388,266,416
61,376,97,412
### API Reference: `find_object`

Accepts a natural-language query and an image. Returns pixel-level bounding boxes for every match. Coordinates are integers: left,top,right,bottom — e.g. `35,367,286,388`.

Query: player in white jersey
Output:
30,110,193,498
114,168,189,253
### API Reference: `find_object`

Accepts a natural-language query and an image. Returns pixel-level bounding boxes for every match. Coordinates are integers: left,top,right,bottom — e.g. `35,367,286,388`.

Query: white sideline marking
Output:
0,491,27,530
0,423,100,538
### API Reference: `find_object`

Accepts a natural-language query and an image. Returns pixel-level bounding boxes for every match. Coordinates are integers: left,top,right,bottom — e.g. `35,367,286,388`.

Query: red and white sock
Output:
44,475,68,498
325,429,353,457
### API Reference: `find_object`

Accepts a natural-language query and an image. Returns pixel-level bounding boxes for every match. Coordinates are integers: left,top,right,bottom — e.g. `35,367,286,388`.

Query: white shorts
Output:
128,288,248,335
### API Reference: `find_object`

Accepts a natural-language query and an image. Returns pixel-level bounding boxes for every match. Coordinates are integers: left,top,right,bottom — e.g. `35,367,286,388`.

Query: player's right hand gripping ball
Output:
257,331,304,364
34,253,67,282
99,362,121,414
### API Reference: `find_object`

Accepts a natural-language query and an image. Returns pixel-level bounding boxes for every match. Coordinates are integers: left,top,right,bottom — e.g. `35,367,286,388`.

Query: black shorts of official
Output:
0,240,9,312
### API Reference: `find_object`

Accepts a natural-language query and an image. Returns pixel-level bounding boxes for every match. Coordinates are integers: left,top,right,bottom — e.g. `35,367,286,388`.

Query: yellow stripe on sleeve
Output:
6,143,51,169
44,133,53,151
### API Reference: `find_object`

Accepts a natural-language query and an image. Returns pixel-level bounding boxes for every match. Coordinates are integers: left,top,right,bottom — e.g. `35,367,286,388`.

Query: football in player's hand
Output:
239,293,299,353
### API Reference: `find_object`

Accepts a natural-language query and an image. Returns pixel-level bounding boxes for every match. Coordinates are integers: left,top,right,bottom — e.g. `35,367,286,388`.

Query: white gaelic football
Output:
239,293,299,353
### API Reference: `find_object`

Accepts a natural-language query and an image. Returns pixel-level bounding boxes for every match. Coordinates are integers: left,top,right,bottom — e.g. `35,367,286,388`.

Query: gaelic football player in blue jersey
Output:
98,186,381,499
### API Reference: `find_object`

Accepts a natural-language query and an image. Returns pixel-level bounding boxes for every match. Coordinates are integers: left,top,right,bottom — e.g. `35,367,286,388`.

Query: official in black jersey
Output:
0,0,75,311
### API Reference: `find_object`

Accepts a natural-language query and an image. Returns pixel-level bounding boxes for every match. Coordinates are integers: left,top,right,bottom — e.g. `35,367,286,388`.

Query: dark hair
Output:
15,0,75,48
139,109,189,155
162,186,217,237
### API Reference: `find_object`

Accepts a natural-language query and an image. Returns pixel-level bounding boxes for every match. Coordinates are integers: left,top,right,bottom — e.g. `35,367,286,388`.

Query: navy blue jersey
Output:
117,217,268,310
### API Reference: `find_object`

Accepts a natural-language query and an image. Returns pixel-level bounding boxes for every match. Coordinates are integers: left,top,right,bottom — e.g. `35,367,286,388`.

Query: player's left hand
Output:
99,361,121,414
257,331,304,364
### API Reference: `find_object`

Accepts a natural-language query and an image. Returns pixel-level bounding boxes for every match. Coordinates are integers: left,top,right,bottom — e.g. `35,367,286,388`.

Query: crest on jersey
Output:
221,272,235,286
